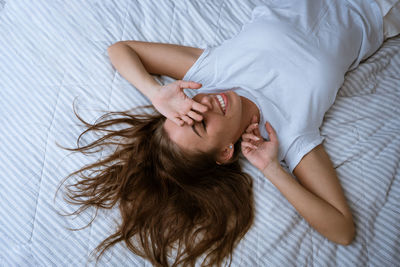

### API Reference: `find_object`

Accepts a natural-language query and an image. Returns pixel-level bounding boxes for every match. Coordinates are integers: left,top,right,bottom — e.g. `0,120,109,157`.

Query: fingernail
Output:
255,136,260,140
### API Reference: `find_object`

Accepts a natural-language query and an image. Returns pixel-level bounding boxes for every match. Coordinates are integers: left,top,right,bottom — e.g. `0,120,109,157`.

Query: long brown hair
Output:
55,101,254,267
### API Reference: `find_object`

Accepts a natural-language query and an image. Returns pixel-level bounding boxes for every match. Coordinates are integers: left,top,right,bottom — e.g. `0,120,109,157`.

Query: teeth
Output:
216,94,226,113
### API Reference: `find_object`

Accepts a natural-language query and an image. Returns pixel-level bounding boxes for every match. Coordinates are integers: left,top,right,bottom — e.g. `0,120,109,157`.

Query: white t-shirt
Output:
183,0,383,172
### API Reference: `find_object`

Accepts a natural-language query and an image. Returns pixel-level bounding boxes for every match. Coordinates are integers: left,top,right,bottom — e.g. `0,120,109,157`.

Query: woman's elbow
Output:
337,219,356,246
107,42,123,56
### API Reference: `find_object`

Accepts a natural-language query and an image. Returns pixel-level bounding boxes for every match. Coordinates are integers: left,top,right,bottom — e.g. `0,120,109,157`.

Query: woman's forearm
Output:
262,163,355,245
107,43,161,101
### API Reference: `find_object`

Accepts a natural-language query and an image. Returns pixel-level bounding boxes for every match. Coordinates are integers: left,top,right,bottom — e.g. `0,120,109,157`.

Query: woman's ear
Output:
216,144,234,165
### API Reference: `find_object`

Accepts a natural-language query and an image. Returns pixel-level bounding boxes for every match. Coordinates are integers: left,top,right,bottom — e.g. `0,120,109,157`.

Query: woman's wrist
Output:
107,43,163,102
261,161,283,178
144,81,163,102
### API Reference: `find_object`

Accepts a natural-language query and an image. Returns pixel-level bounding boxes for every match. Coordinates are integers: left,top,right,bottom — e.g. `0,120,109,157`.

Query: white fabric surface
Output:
1,0,400,266
374,0,400,38
184,0,383,172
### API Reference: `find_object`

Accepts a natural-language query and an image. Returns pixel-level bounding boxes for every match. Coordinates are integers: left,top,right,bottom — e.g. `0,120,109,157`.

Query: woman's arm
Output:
264,145,355,245
107,41,203,99
107,41,208,126
241,119,355,245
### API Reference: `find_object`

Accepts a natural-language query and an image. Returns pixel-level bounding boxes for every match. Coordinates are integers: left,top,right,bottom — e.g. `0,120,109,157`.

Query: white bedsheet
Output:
0,0,399,266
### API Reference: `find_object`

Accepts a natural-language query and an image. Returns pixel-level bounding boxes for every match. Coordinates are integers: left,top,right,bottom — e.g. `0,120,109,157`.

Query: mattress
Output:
0,0,399,266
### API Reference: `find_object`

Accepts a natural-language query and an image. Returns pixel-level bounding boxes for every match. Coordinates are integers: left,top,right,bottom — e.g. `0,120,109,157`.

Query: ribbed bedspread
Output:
0,1,399,266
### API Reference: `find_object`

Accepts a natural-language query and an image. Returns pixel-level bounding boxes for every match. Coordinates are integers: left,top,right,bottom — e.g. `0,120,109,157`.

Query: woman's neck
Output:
242,95,260,119
236,96,260,139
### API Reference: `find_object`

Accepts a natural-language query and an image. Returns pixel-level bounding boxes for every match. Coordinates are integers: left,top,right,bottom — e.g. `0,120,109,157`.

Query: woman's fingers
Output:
181,115,194,125
265,121,278,143
242,141,258,150
254,127,261,138
242,133,260,142
251,115,258,124
173,117,184,126
178,80,208,113
248,115,262,136
178,81,207,113
191,100,208,113
245,123,259,133
178,80,202,89
187,110,203,122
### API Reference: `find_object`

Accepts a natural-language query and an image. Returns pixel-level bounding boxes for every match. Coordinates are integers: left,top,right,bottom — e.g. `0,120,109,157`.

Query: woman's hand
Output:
241,115,280,172
151,80,208,126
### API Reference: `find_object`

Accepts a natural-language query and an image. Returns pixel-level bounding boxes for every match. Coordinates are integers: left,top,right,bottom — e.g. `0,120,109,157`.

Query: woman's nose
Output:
200,95,213,110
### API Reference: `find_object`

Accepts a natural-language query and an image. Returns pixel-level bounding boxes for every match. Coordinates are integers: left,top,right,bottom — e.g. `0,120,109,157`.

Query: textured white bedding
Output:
0,0,399,266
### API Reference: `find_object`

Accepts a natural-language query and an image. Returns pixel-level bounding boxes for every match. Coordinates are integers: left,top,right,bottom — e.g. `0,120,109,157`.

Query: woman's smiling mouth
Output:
216,94,227,114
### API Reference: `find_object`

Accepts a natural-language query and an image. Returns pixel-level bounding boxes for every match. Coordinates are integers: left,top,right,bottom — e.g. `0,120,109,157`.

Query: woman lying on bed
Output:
57,1,400,266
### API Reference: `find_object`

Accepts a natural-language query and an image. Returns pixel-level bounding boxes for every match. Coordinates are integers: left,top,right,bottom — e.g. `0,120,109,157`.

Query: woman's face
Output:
163,91,249,160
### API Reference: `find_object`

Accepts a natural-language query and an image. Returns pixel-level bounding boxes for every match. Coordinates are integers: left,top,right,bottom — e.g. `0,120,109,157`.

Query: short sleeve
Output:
183,47,216,85
284,131,325,173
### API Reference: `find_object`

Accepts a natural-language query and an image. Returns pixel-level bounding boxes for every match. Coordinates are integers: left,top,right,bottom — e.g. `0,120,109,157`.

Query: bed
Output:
0,0,399,266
